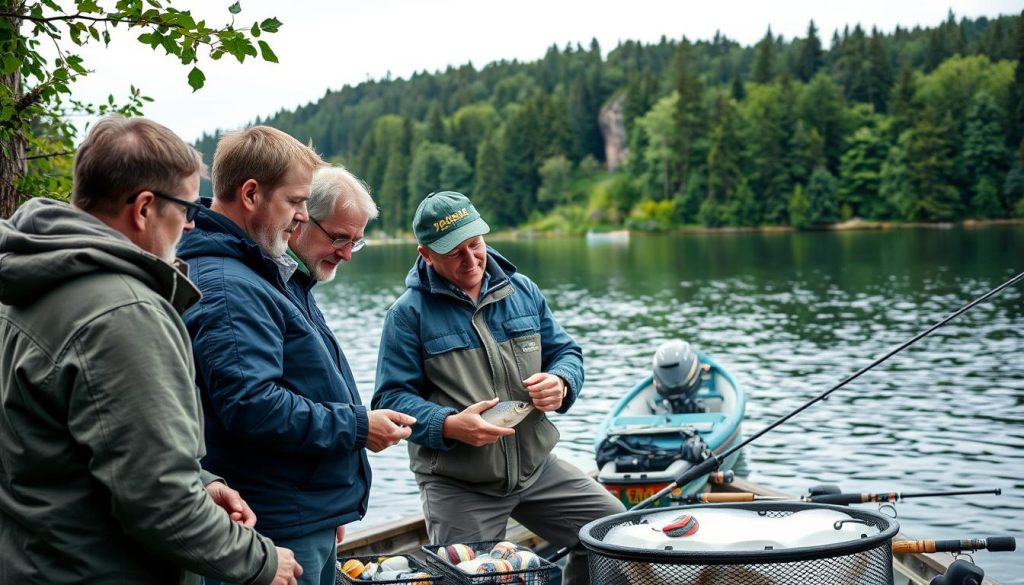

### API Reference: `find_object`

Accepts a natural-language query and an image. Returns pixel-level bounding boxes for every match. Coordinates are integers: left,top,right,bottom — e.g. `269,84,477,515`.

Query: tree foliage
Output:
1,0,281,217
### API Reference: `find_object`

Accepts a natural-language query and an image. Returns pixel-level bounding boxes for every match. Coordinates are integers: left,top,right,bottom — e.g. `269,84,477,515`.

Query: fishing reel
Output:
930,559,984,585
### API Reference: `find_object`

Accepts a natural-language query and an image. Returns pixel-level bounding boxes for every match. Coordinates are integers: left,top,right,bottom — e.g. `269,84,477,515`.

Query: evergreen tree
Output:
502,99,544,221
888,64,917,139
671,39,707,197
637,92,680,199
623,71,660,133
449,103,500,169
703,96,742,226
838,126,888,218
408,142,472,206
743,83,789,224
798,73,846,172
752,28,777,84
425,102,447,143
537,155,573,207
1009,10,1024,150
795,21,824,82
963,92,1010,216
378,151,410,233
867,28,893,112
473,136,506,222
806,167,839,224
789,184,810,228
899,108,961,220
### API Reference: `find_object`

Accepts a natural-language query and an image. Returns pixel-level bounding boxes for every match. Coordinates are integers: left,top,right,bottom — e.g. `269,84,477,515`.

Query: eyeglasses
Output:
127,190,203,222
309,217,366,252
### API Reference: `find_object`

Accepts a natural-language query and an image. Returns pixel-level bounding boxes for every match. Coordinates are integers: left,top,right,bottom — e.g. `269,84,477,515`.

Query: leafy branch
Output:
0,0,282,213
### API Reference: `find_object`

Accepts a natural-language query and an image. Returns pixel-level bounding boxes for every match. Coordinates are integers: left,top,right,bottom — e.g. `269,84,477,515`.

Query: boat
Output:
337,477,1000,584
584,229,630,244
592,347,746,507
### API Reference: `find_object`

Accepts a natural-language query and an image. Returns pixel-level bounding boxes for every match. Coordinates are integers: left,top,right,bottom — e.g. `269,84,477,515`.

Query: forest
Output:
195,11,1024,233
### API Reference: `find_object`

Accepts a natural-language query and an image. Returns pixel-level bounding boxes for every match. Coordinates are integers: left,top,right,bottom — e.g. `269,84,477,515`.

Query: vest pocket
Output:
504,316,542,382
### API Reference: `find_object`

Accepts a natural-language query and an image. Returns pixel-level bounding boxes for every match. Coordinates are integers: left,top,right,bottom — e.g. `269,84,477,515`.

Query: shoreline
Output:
366,217,1024,245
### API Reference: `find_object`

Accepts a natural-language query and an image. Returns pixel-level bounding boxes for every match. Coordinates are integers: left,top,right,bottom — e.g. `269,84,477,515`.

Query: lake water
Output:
315,225,1024,583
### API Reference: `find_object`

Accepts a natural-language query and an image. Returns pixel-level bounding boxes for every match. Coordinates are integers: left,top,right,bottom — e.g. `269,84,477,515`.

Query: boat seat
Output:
607,413,726,435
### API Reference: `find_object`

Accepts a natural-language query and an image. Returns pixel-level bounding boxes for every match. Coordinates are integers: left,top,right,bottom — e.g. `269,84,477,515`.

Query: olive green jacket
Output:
0,199,277,584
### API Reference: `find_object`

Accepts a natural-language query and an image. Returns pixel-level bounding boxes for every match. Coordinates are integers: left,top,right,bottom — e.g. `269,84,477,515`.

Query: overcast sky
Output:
64,0,1022,143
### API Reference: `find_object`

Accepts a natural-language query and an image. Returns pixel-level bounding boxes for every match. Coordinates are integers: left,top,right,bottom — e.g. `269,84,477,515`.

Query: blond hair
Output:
211,126,324,201
72,115,204,215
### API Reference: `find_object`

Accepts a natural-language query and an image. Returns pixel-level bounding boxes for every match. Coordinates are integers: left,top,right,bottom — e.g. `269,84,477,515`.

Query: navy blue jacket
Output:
178,205,370,540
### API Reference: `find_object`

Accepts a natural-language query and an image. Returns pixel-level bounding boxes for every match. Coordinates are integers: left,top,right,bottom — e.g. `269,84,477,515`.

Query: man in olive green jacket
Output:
0,116,300,584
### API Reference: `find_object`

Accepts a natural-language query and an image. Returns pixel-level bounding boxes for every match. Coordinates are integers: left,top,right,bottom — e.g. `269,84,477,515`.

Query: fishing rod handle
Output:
892,537,1016,554
805,492,872,505
693,492,757,503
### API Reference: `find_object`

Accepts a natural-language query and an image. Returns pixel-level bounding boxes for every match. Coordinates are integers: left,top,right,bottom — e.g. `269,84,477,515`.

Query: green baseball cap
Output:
412,191,490,254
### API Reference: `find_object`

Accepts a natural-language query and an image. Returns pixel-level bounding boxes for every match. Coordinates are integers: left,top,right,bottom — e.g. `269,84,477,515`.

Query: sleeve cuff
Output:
428,407,459,451
353,404,369,449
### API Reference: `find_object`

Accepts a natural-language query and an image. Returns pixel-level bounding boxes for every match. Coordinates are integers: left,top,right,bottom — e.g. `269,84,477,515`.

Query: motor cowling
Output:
653,340,702,411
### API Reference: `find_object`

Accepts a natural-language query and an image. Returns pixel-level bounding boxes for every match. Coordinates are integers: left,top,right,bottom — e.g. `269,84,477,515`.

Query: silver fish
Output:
481,400,534,428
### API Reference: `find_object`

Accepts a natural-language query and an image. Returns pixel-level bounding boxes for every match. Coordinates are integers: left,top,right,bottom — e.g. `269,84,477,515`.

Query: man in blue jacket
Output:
284,164,414,545
180,128,413,585
372,191,625,585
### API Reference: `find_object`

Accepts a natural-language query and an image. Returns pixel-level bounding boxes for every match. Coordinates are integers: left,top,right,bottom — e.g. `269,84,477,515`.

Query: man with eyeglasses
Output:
0,116,300,585
178,137,413,585
283,164,415,550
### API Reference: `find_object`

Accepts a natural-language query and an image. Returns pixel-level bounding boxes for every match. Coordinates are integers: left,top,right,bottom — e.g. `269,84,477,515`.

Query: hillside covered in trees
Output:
196,11,1024,233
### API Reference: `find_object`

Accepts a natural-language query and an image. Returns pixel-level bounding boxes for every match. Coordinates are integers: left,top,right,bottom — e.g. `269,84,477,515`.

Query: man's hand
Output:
336,525,346,545
205,481,256,528
523,373,566,412
442,398,517,447
366,409,416,452
272,547,302,585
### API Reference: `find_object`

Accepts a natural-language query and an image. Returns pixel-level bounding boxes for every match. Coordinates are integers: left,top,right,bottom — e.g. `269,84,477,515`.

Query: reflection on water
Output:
317,225,1024,583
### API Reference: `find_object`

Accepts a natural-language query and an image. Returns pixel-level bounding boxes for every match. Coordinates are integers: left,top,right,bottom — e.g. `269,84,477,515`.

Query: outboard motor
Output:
652,340,703,413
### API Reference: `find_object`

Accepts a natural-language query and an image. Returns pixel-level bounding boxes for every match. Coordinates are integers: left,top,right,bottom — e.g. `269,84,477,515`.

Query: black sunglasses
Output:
127,190,203,222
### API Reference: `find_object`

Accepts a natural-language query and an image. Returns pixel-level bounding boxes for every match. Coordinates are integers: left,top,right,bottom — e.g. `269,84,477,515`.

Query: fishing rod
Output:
546,270,1023,563
672,487,1002,505
806,487,1002,506
632,270,1024,512
895,537,1017,585
892,536,1016,554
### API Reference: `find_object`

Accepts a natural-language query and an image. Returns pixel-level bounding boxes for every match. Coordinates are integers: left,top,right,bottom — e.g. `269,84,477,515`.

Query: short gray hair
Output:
308,165,378,222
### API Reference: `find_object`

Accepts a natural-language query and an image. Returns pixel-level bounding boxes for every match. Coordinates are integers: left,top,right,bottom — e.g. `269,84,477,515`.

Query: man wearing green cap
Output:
372,191,625,584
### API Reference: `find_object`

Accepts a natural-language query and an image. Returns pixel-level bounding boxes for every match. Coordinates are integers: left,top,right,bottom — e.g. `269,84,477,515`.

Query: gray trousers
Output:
419,454,626,585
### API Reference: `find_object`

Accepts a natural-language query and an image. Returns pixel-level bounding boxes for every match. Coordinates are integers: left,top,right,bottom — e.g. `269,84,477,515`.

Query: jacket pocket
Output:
431,442,506,485
504,316,542,383
423,331,473,356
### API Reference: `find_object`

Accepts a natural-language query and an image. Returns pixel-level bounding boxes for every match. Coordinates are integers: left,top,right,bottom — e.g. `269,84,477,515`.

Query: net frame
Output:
580,502,899,585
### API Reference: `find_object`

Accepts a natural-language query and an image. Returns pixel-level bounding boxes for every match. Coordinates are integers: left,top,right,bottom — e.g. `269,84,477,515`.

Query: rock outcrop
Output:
598,92,628,172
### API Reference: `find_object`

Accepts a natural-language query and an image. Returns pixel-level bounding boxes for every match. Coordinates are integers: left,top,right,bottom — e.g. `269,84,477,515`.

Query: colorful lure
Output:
661,513,700,537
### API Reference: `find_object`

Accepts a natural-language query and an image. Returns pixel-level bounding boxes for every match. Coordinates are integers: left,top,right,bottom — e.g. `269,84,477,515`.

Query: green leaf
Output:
228,1,241,15
259,17,282,33
257,40,277,63
77,0,102,12
251,22,260,37
187,66,206,91
0,54,19,75
180,42,196,64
